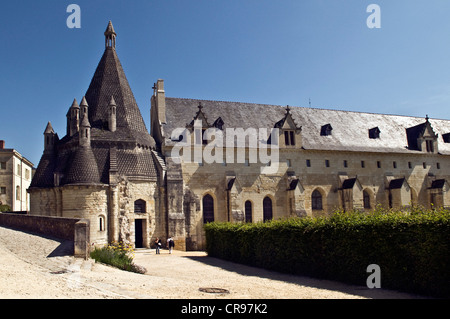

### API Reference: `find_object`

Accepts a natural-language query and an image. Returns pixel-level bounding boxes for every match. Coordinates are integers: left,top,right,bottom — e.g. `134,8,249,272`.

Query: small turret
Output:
80,96,89,121
44,122,58,152
104,20,117,49
66,98,80,137
109,95,117,132
79,114,91,147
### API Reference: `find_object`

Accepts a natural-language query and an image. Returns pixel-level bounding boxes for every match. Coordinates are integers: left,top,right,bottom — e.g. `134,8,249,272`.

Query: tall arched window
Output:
363,190,371,209
134,199,146,214
245,201,252,223
203,194,214,223
99,215,105,231
263,197,273,222
311,189,323,210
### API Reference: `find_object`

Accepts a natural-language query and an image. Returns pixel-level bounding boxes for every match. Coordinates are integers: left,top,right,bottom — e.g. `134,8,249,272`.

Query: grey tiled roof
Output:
162,97,450,155
85,47,155,147
30,152,56,188
63,146,101,185
31,41,158,188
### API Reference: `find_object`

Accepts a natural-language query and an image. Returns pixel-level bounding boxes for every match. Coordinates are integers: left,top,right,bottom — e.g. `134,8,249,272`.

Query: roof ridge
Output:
165,96,447,121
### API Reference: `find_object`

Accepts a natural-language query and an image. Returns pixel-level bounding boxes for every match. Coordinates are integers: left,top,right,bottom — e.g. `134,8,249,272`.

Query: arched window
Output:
134,199,146,214
363,190,371,209
203,194,214,223
99,216,105,231
263,197,273,222
311,190,323,210
245,201,252,223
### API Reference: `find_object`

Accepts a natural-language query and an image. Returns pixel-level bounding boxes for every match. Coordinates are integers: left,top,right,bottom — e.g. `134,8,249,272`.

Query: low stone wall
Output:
0,213,90,259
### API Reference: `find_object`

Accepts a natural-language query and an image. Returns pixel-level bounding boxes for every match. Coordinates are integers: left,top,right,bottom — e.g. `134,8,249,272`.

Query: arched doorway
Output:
263,197,273,222
203,194,214,223
134,219,144,248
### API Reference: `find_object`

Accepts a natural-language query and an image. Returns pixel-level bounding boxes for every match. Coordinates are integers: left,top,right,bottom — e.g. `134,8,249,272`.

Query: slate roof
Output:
31,22,158,188
84,46,154,147
63,146,101,185
30,152,56,188
162,97,450,155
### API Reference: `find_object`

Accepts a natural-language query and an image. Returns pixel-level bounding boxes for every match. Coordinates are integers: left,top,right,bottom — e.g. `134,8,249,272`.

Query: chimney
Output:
154,79,166,124
0,140,4,149
108,96,117,132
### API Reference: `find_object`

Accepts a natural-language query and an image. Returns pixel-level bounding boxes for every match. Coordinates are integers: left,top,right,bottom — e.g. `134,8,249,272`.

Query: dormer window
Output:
213,117,224,130
426,140,434,153
406,116,438,153
273,106,301,147
188,102,211,146
284,130,295,146
321,124,333,136
195,128,208,145
369,127,380,139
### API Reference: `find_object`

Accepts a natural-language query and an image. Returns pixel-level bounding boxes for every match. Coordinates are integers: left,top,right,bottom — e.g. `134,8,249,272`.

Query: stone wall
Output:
163,144,450,250
29,180,162,249
0,212,90,258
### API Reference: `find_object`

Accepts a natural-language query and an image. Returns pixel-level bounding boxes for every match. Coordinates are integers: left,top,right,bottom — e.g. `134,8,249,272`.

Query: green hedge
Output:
204,208,450,298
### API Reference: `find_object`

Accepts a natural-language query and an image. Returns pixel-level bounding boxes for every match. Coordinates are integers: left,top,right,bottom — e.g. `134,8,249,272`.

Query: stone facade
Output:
151,83,450,250
29,21,450,251
0,140,34,211
29,22,165,249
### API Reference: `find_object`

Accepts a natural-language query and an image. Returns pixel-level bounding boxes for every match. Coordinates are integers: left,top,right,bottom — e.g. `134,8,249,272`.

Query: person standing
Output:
155,237,161,254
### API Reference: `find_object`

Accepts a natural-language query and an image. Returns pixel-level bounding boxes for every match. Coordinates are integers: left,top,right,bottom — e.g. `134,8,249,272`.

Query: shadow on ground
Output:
184,255,426,299
0,225,74,257
46,239,74,257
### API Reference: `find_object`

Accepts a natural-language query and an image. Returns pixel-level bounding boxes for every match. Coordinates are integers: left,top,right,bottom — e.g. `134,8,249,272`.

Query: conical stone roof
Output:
30,21,158,188
84,24,154,147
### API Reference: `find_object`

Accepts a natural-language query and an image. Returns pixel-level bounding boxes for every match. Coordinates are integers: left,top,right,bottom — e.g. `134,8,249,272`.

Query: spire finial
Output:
104,21,117,49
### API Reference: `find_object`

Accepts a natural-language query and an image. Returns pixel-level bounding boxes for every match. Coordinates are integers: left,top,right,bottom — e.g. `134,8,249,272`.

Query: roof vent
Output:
369,127,381,139
443,133,450,143
320,124,333,136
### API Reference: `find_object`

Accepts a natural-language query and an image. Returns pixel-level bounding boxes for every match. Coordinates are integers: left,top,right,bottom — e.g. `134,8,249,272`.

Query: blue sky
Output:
1,0,450,165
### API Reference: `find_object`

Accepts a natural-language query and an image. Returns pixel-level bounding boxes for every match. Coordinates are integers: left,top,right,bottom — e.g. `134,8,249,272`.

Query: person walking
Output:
167,236,175,254
155,237,161,254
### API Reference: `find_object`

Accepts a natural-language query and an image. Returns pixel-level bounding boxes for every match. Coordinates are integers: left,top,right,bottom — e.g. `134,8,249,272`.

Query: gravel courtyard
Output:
0,226,423,299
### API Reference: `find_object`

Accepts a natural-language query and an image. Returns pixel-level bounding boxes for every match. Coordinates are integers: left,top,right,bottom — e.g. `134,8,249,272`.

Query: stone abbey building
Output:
29,22,450,250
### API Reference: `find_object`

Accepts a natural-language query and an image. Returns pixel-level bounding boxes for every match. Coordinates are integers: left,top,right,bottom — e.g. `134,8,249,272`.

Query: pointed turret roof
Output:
104,20,116,36
71,98,80,108
44,122,55,134
80,96,88,107
30,21,158,189
84,21,154,147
